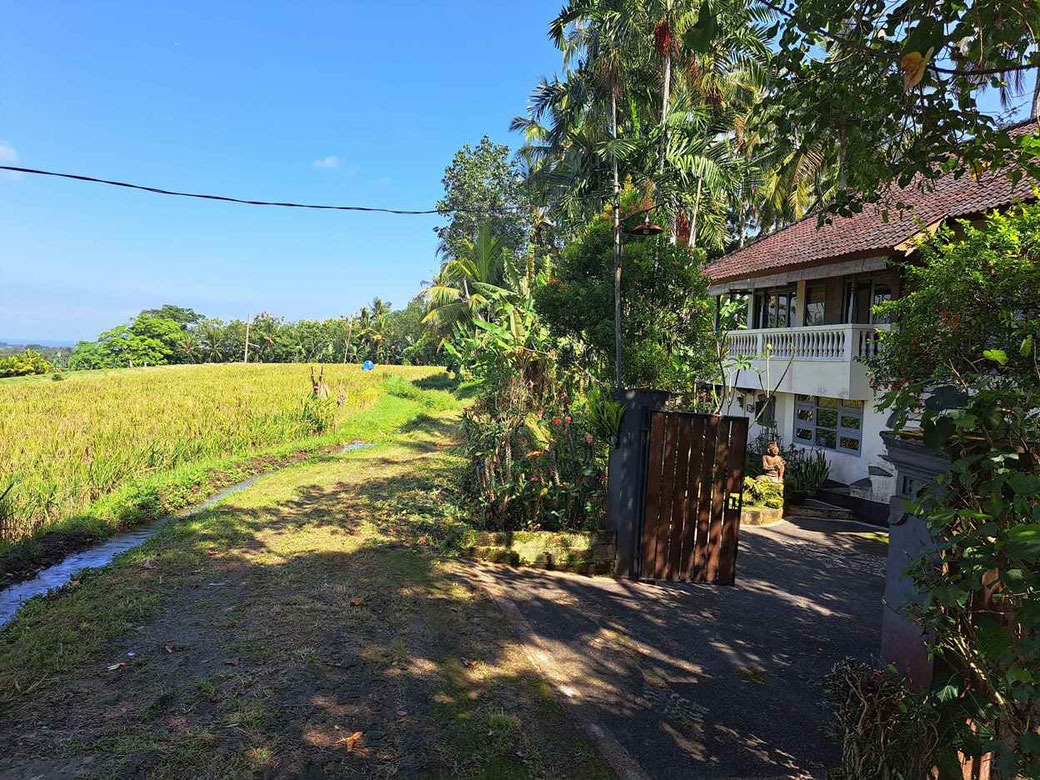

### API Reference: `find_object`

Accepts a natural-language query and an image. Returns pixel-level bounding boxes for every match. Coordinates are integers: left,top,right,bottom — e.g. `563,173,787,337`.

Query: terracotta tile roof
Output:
707,120,1038,284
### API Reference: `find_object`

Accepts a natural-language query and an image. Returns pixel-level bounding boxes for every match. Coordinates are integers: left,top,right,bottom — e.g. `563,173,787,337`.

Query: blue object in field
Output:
362,360,374,371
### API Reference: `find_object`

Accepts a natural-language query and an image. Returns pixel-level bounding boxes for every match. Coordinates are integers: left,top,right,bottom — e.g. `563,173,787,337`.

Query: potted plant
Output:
784,448,830,506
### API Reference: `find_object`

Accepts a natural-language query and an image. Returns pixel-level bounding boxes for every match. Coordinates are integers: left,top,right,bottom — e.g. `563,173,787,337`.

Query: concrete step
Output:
786,497,856,521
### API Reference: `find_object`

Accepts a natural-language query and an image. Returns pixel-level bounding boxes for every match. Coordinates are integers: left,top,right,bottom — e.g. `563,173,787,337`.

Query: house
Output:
706,120,1037,524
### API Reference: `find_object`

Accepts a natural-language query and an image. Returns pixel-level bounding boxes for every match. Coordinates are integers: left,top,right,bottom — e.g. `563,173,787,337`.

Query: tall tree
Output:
435,137,532,261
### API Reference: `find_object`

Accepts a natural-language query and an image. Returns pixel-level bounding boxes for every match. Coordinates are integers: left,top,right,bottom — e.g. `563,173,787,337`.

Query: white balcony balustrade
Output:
725,324,888,362
722,324,889,400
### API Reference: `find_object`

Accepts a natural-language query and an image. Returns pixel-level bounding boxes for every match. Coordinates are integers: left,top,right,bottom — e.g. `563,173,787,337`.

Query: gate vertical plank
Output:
717,417,749,585
640,412,667,578
652,414,681,579
664,416,695,580
690,415,720,582
704,418,732,583
675,416,705,580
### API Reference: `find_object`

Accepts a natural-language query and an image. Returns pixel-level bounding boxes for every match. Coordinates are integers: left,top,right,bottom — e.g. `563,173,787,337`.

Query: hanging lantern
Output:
625,213,664,236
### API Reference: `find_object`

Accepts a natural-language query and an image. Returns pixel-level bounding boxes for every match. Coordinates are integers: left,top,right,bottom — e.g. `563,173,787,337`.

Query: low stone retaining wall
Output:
741,506,783,526
460,529,615,574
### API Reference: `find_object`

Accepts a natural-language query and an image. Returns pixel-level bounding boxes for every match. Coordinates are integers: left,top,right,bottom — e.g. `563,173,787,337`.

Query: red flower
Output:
586,433,594,444
553,418,562,425
564,416,572,424
530,476,540,483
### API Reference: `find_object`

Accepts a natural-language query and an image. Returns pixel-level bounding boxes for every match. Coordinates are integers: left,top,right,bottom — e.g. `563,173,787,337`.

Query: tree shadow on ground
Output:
0,413,884,779
461,518,885,779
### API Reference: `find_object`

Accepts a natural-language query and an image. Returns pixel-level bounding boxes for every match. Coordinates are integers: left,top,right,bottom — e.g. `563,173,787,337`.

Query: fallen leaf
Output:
107,662,126,672
461,658,476,668
224,658,240,666
336,731,364,752
165,644,174,654
395,709,407,718
349,597,363,607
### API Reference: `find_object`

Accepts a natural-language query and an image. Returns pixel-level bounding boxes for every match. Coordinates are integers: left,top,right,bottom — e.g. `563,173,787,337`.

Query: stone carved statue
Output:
761,441,785,484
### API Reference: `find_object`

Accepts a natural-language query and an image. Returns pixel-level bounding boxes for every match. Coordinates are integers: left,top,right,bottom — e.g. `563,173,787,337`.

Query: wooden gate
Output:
639,411,749,584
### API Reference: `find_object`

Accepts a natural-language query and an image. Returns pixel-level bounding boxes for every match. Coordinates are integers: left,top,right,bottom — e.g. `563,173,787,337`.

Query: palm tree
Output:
525,0,652,386
423,223,511,342
196,320,224,363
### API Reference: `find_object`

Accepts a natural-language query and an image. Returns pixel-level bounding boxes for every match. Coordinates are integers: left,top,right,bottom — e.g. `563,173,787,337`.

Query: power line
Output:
0,165,452,215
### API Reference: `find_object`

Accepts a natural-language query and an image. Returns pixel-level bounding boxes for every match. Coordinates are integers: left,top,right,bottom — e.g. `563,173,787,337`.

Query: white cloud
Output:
0,141,20,181
313,155,341,169
312,155,360,178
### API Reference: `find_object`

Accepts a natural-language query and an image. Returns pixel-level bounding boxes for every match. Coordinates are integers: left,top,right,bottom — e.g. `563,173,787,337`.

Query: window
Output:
804,283,826,325
753,286,797,329
871,281,893,324
843,275,894,324
793,396,863,455
755,395,776,425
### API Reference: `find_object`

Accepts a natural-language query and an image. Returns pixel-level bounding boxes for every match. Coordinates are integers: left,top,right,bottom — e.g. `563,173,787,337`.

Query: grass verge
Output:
0,376,457,583
0,410,611,779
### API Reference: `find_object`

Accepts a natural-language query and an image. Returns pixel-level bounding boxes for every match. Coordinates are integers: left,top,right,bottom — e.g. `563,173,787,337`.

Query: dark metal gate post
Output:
606,389,670,578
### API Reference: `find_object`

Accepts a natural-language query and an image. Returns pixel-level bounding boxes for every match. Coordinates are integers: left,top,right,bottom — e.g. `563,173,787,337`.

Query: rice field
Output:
0,363,440,543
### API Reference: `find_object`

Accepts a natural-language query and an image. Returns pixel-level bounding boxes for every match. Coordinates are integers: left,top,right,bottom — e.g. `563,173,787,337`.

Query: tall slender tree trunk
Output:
1032,70,1040,119
838,125,848,189
612,91,624,390
658,38,675,244
688,177,702,248
657,50,671,175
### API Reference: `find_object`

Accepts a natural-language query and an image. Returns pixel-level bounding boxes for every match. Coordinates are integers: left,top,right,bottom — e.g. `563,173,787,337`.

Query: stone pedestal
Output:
880,431,949,691
606,389,670,578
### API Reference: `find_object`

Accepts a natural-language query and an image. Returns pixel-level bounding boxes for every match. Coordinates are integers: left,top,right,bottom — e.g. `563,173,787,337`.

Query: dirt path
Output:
0,413,611,780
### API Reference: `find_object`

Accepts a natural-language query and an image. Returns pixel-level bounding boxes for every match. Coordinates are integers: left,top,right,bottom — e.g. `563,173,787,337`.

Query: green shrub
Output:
0,349,51,378
458,408,606,532
861,202,1040,773
585,385,624,446
741,476,783,508
783,447,830,495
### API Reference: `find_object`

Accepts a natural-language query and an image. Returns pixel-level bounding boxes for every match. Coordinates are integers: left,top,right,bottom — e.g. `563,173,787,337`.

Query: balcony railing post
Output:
843,325,854,362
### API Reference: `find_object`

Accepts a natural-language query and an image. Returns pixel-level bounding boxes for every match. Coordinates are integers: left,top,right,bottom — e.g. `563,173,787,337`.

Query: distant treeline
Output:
60,299,440,371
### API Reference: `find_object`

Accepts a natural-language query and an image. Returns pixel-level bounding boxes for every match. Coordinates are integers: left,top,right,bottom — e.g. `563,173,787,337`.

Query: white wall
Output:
724,391,897,504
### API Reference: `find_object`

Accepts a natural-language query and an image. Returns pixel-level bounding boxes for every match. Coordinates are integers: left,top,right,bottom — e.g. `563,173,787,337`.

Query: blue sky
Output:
1,3,1034,344
0,1,563,343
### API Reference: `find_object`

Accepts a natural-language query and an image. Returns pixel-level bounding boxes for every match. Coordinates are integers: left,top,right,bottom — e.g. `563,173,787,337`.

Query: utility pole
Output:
243,315,251,364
